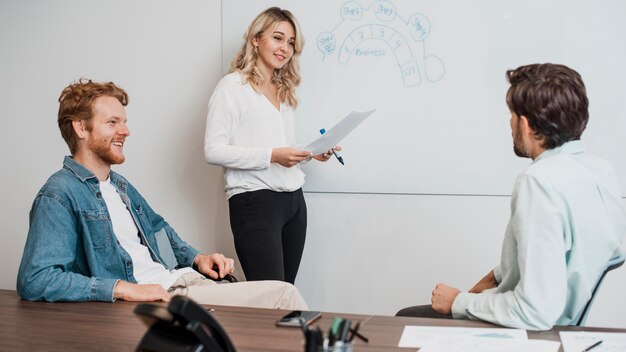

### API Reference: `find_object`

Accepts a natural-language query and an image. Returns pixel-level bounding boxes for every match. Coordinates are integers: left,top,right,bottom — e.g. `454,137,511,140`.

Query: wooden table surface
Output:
1,289,624,351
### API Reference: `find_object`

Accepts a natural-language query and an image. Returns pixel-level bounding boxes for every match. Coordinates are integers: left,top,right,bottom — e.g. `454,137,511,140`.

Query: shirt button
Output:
96,192,102,198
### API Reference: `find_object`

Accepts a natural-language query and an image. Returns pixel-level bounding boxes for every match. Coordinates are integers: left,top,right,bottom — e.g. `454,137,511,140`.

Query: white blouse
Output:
204,71,305,198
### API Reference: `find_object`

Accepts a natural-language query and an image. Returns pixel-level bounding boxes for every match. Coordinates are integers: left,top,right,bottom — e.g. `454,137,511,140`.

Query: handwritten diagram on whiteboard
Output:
222,0,626,196
316,0,445,87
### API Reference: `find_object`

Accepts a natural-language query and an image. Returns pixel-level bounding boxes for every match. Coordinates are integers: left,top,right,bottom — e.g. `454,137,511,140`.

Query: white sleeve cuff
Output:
493,266,502,283
451,292,473,319
263,147,273,168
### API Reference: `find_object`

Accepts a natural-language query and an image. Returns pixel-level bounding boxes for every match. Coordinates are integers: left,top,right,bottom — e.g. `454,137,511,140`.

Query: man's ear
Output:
72,120,87,140
519,115,533,136
520,114,546,148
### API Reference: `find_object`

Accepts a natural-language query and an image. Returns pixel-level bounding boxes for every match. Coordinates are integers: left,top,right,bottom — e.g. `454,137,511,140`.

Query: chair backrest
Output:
574,252,626,326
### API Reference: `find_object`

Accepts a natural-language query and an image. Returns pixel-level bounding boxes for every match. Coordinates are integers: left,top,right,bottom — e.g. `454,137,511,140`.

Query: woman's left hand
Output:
313,145,342,162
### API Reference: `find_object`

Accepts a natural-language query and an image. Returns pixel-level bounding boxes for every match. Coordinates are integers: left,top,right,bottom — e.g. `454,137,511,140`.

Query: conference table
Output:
0,289,623,351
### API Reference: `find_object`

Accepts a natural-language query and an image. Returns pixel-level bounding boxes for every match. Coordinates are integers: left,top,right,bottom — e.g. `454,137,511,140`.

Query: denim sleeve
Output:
16,193,117,302
133,190,200,268
162,223,200,268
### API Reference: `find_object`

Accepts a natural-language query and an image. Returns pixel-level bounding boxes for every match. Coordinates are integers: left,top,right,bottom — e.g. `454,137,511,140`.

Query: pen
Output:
348,321,360,342
328,317,343,346
319,128,344,165
338,319,351,342
348,321,368,343
582,340,603,352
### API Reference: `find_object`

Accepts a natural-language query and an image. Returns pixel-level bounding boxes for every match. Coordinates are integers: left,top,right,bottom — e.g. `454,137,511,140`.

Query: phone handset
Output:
134,295,236,352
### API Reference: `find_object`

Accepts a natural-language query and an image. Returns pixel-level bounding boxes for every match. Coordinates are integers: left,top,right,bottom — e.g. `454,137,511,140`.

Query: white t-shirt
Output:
204,71,306,198
100,179,194,289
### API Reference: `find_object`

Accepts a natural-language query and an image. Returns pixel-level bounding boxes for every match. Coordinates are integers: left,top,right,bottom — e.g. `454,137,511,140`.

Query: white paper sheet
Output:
397,325,528,348
303,109,375,155
418,336,561,352
560,331,626,352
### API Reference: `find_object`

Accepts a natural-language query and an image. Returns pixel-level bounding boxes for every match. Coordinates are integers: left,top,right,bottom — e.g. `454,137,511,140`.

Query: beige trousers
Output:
167,272,308,310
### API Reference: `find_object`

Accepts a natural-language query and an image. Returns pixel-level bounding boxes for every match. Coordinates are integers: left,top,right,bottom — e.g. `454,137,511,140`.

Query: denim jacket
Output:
17,156,200,302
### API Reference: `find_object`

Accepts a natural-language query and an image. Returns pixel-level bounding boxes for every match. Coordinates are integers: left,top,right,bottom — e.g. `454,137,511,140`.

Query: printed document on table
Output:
560,331,626,352
418,336,560,352
304,109,375,155
398,325,527,348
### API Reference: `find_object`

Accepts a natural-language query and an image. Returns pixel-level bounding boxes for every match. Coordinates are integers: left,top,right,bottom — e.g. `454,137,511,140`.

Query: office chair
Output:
573,252,626,326
196,264,238,283
155,232,238,283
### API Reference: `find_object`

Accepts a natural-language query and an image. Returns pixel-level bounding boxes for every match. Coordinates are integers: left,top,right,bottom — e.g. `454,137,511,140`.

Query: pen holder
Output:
316,341,354,352
302,317,366,352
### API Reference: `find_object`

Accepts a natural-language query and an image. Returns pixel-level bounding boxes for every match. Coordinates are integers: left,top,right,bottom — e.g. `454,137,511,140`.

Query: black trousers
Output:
228,189,307,284
395,304,453,319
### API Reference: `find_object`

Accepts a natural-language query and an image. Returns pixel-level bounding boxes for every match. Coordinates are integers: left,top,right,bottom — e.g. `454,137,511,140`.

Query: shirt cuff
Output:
493,266,502,283
92,277,119,302
263,147,273,168
451,292,473,319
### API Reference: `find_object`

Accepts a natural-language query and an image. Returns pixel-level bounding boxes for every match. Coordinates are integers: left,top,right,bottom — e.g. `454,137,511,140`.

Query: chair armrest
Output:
193,264,238,283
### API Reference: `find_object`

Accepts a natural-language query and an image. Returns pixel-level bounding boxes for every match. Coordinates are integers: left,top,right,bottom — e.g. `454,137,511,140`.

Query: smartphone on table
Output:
275,310,321,327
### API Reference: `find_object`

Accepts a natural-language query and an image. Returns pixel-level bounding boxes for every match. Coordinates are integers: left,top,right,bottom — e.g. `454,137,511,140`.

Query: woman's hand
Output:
313,146,342,162
271,147,311,167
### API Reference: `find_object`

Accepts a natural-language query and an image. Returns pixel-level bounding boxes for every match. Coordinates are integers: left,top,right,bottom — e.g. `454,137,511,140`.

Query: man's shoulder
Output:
39,168,83,195
519,148,618,194
526,148,611,176
30,168,88,211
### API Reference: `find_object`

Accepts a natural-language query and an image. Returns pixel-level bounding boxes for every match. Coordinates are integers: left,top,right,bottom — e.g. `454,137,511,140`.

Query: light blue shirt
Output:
452,141,626,330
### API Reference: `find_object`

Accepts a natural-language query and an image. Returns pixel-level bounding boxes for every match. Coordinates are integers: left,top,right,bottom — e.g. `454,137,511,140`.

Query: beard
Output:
512,128,529,158
87,135,125,165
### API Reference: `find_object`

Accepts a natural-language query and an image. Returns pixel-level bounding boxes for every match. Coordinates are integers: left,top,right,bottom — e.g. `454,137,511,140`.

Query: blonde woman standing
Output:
204,7,335,284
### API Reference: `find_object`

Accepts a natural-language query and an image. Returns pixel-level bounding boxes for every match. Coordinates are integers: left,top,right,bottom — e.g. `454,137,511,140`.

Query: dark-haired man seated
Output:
397,63,626,330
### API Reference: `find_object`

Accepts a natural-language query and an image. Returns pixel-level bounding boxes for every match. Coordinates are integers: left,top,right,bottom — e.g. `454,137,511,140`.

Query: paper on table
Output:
304,109,375,155
560,331,626,352
418,336,560,352
398,325,528,348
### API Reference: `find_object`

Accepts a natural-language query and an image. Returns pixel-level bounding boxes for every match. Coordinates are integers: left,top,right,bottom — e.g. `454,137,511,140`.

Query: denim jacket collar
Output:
62,156,127,191
62,156,99,183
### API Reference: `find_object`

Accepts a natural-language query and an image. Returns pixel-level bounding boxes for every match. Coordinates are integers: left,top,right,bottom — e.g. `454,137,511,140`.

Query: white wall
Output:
300,194,626,329
0,0,624,329
0,0,236,289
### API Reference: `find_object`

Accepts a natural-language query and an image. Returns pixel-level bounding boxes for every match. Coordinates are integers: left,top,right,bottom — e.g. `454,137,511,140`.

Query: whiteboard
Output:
222,0,626,195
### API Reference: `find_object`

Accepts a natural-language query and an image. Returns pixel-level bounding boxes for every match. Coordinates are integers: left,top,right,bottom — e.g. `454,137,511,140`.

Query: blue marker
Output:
319,128,344,165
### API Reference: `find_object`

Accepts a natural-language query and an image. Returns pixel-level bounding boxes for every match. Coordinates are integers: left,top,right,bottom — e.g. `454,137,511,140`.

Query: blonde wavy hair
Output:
230,7,304,108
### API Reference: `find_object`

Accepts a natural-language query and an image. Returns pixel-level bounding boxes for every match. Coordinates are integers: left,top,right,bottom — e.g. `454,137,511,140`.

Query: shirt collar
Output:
533,140,586,163
62,156,100,183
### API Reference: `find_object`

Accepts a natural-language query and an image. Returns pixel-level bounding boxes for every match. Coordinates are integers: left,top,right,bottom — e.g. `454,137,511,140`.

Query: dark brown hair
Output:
506,63,589,149
57,78,128,154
